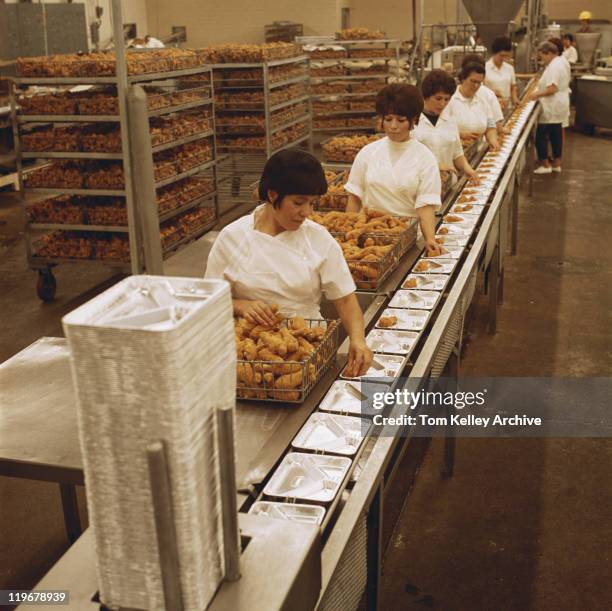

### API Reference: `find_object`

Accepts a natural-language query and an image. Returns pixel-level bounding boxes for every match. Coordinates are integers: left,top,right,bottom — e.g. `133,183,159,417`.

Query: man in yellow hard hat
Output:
578,11,593,33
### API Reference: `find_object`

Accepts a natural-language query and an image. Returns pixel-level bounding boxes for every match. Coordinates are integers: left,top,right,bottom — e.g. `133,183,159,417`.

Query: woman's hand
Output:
233,299,278,326
345,337,373,378
466,169,481,184
425,238,443,257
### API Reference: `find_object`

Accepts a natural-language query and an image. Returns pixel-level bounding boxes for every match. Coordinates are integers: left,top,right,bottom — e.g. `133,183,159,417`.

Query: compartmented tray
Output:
318,380,389,416
436,222,476,238
366,328,420,357
292,412,370,456
442,213,479,227
449,203,484,216
412,257,458,275
423,244,464,260
402,273,450,291
249,501,326,525
389,289,441,310
236,319,340,404
340,352,407,380
263,452,352,504
434,233,469,248
375,307,430,332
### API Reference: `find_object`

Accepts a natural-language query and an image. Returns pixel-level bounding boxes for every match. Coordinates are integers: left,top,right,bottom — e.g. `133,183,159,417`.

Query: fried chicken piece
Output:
378,315,397,328
274,370,303,389
237,362,255,385
444,215,463,223
260,331,288,357
238,338,258,360
268,390,301,401
403,278,418,289
297,336,315,355
280,327,299,353
303,326,326,343
414,261,430,272
438,227,449,235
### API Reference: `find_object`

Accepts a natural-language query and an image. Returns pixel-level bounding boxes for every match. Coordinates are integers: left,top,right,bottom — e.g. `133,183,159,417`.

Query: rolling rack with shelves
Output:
11,16,219,301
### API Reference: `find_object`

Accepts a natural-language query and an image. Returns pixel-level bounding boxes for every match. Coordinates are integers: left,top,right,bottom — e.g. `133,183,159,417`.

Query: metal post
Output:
263,63,272,157
147,441,184,611
511,173,519,255
127,85,164,274
528,125,535,197
442,347,459,479
366,484,382,611
216,406,241,582
111,0,142,274
208,67,220,223
487,244,500,335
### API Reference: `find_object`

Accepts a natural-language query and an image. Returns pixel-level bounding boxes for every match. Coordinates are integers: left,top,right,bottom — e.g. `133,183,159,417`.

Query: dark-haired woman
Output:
205,148,372,376
562,33,578,64
345,83,443,256
444,62,499,150
414,70,480,183
485,36,518,108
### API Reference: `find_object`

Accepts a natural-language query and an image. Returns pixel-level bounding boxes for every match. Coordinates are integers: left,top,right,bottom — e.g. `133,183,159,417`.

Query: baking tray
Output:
375,307,430,332
291,412,370,456
366,328,420,357
423,245,464,260
389,289,441,310
263,452,352,505
249,501,326,525
402,273,450,291
340,352,407,381
412,257,458,275
319,380,390,416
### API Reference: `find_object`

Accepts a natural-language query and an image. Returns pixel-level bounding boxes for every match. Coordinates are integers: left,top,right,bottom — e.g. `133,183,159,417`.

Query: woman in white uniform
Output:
413,70,480,183
444,62,500,149
205,149,372,376
562,34,578,64
485,36,519,108
344,83,443,256
549,37,572,131
527,42,570,174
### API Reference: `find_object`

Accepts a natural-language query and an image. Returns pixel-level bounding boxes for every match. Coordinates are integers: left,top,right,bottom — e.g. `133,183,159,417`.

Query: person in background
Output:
549,37,572,136
443,61,500,149
461,54,505,134
144,35,165,48
413,70,480,184
345,83,443,256
528,41,570,174
205,149,372,377
578,11,593,33
485,36,519,108
562,33,578,64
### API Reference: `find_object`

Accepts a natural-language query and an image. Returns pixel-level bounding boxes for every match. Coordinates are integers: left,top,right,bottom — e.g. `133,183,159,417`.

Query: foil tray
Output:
249,501,326,525
263,452,352,504
319,380,390,416
292,412,370,456
423,244,465,260
389,289,441,310
412,257,459,275
340,352,407,381
435,234,469,248
375,307,430,332
402,273,450,291
366,328,420,357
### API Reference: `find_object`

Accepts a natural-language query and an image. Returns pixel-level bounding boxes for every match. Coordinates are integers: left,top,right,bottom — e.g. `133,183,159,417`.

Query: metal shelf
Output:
147,97,213,117
311,74,390,81
158,191,217,223
151,129,214,154
218,133,310,155
325,39,400,45
21,151,123,160
154,159,216,189
29,222,129,233
269,114,310,135
313,109,376,116
29,255,130,269
272,134,310,154
216,75,308,92
24,187,125,196
216,94,309,114
268,74,309,90
307,57,394,63
18,114,121,124
211,55,308,69
163,219,217,256
311,92,377,99
270,95,310,112
313,126,374,132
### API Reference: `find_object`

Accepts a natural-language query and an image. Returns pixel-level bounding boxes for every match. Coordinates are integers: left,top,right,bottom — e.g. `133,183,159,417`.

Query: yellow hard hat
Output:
579,11,592,21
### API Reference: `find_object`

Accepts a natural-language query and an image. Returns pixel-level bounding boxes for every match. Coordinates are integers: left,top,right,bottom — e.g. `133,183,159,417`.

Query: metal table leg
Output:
511,173,519,256
442,347,459,479
366,484,382,610
528,127,535,197
487,245,500,335
59,483,81,544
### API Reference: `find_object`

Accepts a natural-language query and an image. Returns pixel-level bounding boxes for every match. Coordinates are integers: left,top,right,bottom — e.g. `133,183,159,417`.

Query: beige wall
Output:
546,0,612,21
145,0,342,46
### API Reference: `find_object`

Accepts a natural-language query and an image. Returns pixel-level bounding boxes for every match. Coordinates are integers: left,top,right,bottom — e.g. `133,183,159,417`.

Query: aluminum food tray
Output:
375,307,430,332
236,318,340,404
366,328,420,358
423,244,465,260
401,273,450,291
437,221,476,238
412,257,458,275
291,412,370,456
389,289,441,310
263,452,352,505
340,352,407,381
449,203,484,216
249,501,326,525
318,380,390,417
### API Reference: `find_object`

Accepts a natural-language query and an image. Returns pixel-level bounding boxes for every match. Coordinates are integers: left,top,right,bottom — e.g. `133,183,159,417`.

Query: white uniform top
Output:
479,84,504,124
485,58,516,103
563,45,578,64
344,137,441,218
412,112,463,168
443,88,496,136
205,205,356,319
145,37,165,48
538,56,571,124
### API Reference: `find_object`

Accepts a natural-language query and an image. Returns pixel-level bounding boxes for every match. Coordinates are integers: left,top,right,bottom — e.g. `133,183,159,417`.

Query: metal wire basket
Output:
236,318,340,403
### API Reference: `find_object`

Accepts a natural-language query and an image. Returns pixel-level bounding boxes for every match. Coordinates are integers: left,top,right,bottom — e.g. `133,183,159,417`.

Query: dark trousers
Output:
536,123,563,161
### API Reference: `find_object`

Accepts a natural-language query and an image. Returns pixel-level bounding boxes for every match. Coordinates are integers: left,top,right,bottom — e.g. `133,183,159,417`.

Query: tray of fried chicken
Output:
235,308,340,403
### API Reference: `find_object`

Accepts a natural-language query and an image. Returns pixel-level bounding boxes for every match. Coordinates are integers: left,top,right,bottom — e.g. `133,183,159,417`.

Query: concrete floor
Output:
0,130,611,608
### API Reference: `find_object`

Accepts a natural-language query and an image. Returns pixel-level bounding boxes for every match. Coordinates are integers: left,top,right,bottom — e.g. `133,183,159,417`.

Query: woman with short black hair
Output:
443,62,500,150
344,83,443,256
562,33,578,63
206,149,372,376
413,70,479,183
485,36,519,107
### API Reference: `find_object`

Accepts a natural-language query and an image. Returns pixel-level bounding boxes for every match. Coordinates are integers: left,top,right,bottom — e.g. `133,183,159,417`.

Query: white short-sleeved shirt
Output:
479,84,504,124
538,56,571,124
344,137,441,218
412,112,463,168
485,58,516,103
443,88,496,136
563,46,578,64
205,206,355,319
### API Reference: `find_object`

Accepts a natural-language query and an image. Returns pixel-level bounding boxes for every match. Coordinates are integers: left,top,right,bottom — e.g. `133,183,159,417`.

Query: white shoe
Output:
534,166,552,174
552,166,562,173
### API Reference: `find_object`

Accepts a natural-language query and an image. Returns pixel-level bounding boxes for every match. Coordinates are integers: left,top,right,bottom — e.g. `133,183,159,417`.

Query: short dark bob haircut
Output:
548,37,564,55
491,36,512,55
258,149,327,207
421,69,457,99
375,83,423,121
459,62,486,82
562,32,574,43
